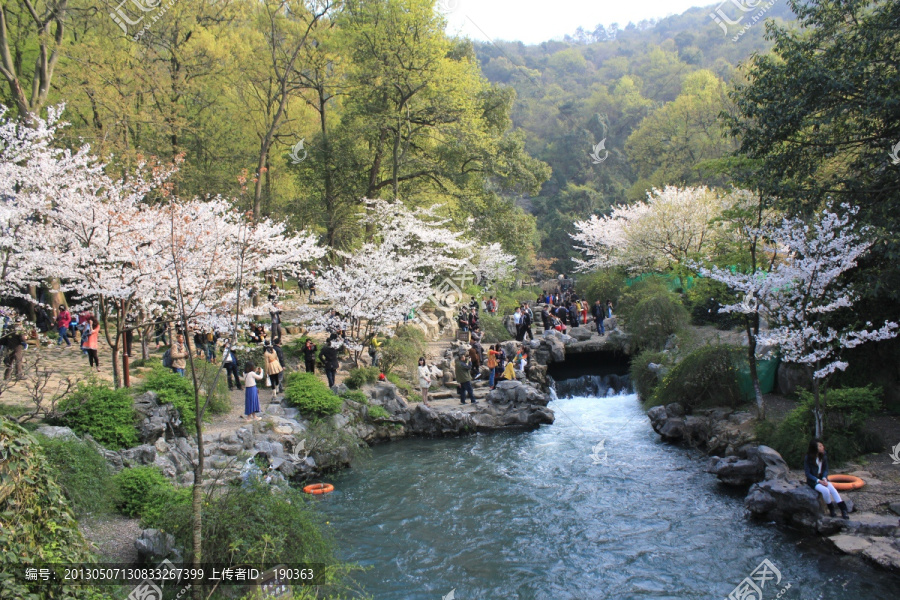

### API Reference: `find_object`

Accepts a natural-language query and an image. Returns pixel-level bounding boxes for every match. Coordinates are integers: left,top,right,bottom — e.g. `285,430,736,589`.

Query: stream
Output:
316,383,899,599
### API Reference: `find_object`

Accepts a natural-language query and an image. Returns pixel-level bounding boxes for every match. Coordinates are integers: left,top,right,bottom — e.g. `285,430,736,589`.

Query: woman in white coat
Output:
417,357,442,407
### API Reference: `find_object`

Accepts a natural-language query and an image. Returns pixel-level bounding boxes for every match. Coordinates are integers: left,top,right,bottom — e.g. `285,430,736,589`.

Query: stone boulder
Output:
470,402,554,430
366,382,409,415
35,425,78,440
708,445,790,487
486,380,549,406
567,326,593,341
406,404,476,436
135,529,182,565
134,391,187,442
745,478,821,521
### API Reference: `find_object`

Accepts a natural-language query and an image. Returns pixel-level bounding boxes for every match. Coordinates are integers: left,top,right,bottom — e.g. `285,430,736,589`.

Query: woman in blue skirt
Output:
243,361,264,420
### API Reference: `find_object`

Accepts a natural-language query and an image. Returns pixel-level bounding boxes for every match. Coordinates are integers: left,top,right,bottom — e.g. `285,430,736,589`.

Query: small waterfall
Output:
551,373,632,399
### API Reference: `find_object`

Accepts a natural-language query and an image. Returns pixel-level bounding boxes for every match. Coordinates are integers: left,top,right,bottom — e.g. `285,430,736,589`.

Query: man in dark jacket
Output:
591,299,605,335
319,336,340,387
2,326,26,380
454,353,476,404
541,307,552,331
301,339,318,373
221,340,242,391
521,303,533,341
272,338,286,393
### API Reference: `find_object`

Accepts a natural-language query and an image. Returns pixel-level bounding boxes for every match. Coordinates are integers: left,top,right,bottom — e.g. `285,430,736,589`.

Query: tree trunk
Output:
811,366,823,438
745,313,765,419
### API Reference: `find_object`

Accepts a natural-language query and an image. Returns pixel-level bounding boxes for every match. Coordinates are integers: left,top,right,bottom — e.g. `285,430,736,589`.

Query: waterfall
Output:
551,373,632,399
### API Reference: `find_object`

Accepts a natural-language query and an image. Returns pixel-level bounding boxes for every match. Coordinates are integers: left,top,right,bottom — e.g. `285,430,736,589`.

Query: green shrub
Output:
191,360,231,415
284,372,343,418
757,386,884,467
368,405,391,420
480,313,512,343
128,357,161,369
37,436,116,517
139,366,197,430
53,381,138,450
141,485,192,530
630,350,668,400
616,276,671,318
0,420,113,600
684,277,743,330
387,372,418,400
622,290,691,352
148,484,342,572
577,269,626,306
340,390,369,405
112,466,171,518
378,325,426,377
345,366,380,389
649,345,743,409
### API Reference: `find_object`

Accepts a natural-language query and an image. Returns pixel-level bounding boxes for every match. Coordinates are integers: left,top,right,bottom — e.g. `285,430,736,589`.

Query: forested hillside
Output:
1,0,547,263
474,2,797,270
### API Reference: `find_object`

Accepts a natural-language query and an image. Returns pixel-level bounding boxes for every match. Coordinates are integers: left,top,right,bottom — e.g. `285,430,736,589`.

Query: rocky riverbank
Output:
646,402,900,574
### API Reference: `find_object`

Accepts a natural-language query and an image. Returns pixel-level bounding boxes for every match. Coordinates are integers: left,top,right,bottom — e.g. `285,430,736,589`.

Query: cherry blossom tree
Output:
571,186,726,273
305,199,515,365
705,202,898,436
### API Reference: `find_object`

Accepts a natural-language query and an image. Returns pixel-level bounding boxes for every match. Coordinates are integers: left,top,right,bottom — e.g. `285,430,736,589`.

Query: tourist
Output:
169,333,188,377
302,339,317,373
487,344,500,389
308,273,317,302
56,305,72,347
267,283,279,303
204,330,217,363
468,307,479,331
454,352,476,404
468,345,482,379
243,361,264,420
592,299,605,335
270,302,282,341
153,319,167,349
501,353,516,381
470,325,485,361
804,439,849,519
272,338,286,389
541,306,552,331
417,357,441,407
513,307,523,341
521,303,534,341
319,335,340,388
262,341,283,400
368,335,381,368
83,316,101,372
579,299,588,325
221,339,242,391
457,309,469,332
1,323,26,380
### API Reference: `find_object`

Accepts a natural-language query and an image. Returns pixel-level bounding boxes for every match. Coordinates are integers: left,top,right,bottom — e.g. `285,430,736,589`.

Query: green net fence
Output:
736,355,780,400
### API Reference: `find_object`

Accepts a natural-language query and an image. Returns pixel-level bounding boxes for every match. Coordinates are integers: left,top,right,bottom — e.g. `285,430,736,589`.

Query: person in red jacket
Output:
56,306,72,346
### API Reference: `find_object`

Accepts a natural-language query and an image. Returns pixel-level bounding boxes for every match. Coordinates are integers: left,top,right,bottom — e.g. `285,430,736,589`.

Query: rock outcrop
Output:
647,403,755,455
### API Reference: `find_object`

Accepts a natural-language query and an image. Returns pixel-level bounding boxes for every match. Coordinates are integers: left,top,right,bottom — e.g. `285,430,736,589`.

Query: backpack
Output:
162,349,173,368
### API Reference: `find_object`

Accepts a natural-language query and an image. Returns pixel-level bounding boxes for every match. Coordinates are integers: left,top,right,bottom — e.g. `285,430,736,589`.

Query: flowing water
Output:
317,384,899,599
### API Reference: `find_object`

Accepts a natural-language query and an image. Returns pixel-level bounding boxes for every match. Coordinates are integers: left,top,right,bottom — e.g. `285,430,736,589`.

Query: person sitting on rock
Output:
804,438,849,520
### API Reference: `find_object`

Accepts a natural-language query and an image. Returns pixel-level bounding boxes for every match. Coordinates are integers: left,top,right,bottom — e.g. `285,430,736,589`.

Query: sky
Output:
442,0,712,45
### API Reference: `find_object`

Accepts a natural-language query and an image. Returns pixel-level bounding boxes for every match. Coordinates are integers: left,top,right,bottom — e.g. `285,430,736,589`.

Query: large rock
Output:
120,444,157,468
135,529,182,564
134,391,187,442
745,478,821,521
487,380,549,406
366,382,409,415
35,425,78,440
708,455,765,487
567,326,593,341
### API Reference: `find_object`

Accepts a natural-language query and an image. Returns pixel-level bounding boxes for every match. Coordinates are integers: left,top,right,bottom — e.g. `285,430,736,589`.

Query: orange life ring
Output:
303,483,334,495
827,474,865,491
